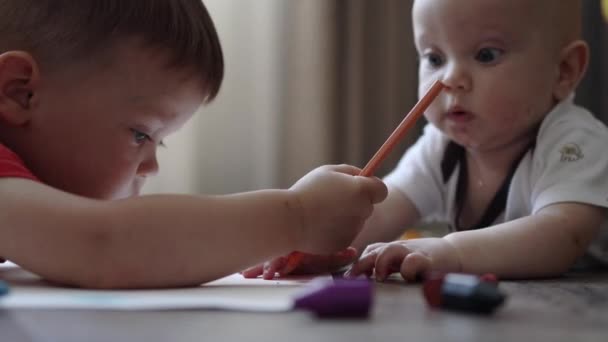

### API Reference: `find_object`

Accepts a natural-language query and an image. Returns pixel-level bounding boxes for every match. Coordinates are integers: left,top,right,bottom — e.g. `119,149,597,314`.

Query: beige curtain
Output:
332,0,419,177
277,0,419,186
578,0,608,124
144,0,420,195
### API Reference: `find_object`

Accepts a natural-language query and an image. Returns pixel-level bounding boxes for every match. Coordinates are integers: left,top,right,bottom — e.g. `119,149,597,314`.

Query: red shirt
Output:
0,144,39,181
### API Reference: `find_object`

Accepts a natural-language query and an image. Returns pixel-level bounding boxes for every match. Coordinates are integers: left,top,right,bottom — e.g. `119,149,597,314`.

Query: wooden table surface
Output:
1,271,607,342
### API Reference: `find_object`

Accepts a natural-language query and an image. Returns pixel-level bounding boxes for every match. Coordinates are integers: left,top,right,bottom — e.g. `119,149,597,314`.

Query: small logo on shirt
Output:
559,143,583,162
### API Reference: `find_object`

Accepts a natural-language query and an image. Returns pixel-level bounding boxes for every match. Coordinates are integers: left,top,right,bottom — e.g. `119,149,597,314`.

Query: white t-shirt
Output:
384,95,608,264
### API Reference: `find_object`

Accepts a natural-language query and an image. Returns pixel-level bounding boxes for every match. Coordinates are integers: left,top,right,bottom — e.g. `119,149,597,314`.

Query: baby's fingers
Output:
373,244,409,281
400,252,432,281
345,251,379,278
361,243,388,257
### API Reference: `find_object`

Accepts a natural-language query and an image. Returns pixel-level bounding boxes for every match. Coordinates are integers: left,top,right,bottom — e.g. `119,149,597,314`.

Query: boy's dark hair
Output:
0,0,224,103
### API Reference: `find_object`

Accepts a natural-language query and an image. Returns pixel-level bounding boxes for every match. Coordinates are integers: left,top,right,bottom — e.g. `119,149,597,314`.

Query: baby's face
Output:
413,0,561,151
24,41,204,199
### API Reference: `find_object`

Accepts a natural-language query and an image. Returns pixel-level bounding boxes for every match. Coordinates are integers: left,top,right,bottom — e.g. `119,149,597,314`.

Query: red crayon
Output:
423,272,506,314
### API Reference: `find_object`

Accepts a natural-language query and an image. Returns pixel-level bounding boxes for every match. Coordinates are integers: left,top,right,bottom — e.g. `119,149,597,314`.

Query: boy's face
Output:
22,42,204,199
413,0,561,151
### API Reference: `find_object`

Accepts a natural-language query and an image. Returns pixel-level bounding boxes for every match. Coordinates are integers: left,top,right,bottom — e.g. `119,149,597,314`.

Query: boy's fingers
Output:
280,254,303,275
356,177,388,204
262,257,286,280
326,249,358,271
326,164,363,176
400,252,431,281
337,246,358,257
329,247,358,264
290,248,358,274
241,264,264,278
324,164,388,204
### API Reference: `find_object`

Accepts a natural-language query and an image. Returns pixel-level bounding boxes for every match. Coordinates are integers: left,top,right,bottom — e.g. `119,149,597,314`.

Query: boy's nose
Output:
442,64,472,92
138,153,159,177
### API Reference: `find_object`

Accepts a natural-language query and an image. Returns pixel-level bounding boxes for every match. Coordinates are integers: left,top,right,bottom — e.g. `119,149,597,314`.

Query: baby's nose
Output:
441,64,472,92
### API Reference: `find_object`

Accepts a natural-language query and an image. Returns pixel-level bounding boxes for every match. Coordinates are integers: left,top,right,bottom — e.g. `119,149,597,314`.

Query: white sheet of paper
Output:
0,263,330,311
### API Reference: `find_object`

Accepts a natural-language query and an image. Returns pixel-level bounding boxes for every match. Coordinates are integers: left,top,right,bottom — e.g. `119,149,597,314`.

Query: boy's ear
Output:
553,40,589,101
0,51,40,126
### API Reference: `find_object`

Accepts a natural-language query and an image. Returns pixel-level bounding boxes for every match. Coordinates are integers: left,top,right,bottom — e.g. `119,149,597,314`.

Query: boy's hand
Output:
288,165,387,255
241,247,358,280
345,238,462,281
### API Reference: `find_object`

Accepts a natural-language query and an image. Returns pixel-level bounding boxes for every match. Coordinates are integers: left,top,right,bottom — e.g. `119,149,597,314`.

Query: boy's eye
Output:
131,129,151,145
424,52,444,68
475,48,503,64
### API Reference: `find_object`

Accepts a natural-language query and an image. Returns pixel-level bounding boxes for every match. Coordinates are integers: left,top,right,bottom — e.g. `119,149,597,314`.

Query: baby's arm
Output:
0,165,387,288
351,185,421,253
444,202,604,277
349,202,604,280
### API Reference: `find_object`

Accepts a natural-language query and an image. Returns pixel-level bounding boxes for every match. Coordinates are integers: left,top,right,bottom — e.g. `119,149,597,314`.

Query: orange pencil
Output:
360,79,444,177
285,80,445,272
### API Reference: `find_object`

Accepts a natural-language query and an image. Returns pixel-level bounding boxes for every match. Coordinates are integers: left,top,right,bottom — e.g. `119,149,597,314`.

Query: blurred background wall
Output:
144,0,607,196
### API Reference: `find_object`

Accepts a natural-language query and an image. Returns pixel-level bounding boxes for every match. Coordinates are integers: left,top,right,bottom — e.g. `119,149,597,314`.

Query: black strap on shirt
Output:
441,140,535,231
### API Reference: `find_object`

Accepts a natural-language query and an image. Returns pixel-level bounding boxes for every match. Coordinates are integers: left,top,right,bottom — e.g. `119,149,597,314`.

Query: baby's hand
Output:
241,247,358,280
289,165,387,254
345,238,462,281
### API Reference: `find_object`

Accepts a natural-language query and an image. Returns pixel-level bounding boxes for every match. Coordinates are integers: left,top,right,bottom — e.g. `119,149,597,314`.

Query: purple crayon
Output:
293,277,373,318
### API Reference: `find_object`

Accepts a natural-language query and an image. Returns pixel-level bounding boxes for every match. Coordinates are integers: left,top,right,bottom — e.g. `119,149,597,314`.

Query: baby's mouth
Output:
445,108,474,122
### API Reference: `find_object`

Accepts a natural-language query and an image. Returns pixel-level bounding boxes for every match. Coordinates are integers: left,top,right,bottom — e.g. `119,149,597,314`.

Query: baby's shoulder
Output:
535,100,608,159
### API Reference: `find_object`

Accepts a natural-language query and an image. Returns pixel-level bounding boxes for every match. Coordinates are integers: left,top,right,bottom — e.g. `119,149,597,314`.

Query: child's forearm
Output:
99,192,302,287
2,165,388,288
3,186,302,288
443,203,604,278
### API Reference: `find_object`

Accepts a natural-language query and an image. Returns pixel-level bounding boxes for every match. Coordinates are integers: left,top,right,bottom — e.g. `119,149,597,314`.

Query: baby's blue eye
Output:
424,52,444,68
131,129,151,145
475,48,503,64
